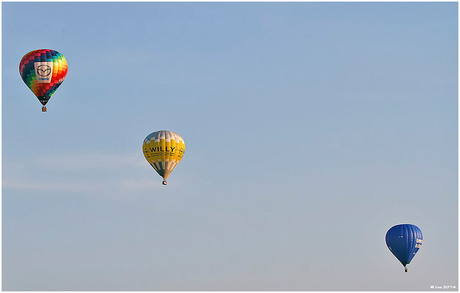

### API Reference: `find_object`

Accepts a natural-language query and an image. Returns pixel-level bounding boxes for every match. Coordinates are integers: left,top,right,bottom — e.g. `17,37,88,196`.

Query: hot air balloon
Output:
142,130,185,185
385,224,423,272
19,49,68,112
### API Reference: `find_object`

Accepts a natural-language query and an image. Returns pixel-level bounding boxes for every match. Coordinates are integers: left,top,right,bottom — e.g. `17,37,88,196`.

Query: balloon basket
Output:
162,180,167,185
42,106,47,112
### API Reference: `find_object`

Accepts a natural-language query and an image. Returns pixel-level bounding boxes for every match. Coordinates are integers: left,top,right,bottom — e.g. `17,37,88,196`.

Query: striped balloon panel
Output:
385,224,423,266
19,49,68,105
142,130,185,180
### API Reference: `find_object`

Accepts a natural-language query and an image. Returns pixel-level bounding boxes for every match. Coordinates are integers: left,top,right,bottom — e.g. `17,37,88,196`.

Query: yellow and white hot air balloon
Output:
142,130,185,185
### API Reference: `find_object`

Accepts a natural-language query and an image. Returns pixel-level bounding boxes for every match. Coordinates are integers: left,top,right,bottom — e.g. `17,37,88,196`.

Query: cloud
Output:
34,153,145,170
3,152,162,195
3,180,104,193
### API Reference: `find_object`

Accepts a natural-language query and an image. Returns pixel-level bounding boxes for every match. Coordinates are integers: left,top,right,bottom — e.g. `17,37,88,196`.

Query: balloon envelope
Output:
142,130,185,185
19,49,68,110
385,224,423,270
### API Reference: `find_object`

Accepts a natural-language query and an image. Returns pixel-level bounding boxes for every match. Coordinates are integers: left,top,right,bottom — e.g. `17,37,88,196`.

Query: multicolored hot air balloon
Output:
142,130,185,185
19,49,68,112
385,224,423,272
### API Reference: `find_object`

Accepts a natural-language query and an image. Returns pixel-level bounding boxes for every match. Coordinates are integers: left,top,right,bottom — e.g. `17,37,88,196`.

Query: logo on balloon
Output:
34,62,54,83
36,65,51,76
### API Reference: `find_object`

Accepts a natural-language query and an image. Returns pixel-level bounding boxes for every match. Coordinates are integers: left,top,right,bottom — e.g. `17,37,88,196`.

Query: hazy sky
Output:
2,2,457,291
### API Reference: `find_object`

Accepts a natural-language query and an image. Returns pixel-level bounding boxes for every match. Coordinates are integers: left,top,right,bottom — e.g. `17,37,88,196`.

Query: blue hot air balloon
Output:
385,224,423,272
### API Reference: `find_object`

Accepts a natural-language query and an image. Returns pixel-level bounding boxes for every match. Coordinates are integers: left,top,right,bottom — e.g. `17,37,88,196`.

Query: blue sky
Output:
2,2,458,290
